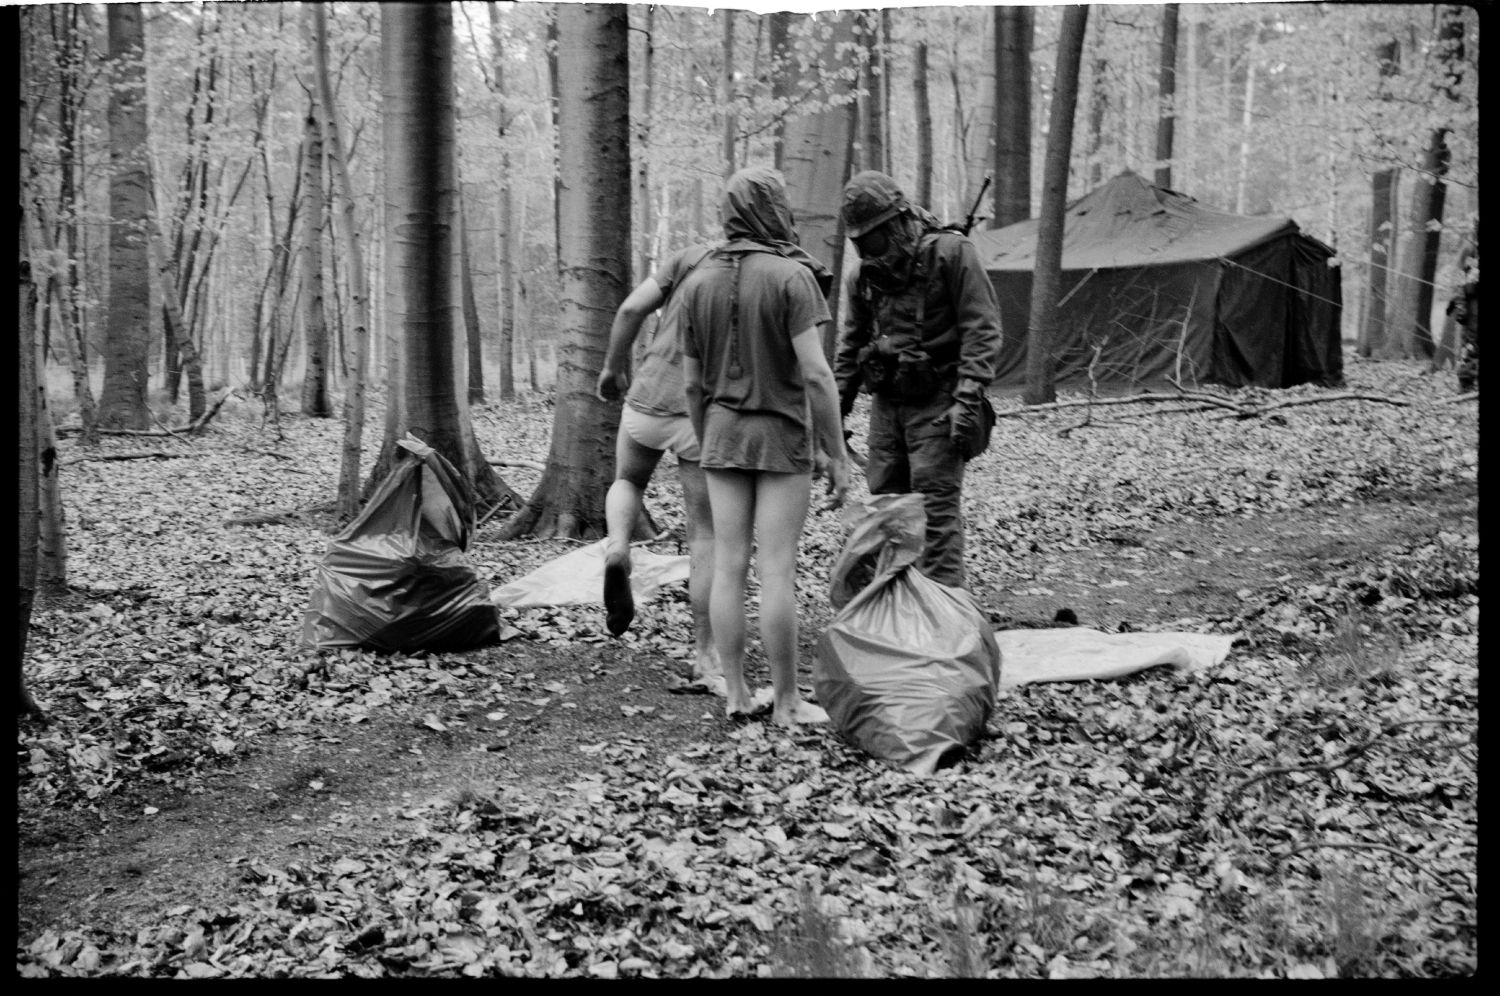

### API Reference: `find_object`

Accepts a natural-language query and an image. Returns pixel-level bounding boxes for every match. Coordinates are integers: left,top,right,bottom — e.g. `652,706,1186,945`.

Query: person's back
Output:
678,249,825,473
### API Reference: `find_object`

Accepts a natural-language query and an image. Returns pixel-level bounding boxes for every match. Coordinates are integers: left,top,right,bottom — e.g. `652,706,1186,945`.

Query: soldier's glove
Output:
934,378,993,461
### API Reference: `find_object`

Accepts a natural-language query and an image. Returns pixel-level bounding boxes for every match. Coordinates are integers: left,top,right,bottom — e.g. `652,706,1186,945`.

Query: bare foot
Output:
726,686,772,719
772,698,829,727
603,551,635,637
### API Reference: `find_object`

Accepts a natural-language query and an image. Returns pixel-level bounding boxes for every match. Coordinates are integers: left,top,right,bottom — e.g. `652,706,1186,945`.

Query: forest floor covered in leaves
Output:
17,359,1477,978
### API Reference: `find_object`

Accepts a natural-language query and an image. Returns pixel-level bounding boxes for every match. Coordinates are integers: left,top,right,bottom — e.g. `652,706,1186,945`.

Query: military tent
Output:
969,171,1343,390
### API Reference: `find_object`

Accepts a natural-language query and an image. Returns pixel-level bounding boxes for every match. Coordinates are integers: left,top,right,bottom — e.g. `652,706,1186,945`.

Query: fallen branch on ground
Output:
996,389,1413,421
1441,391,1478,404
1223,717,1476,805
77,387,240,439
488,458,546,472
995,391,1253,419
62,451,194,466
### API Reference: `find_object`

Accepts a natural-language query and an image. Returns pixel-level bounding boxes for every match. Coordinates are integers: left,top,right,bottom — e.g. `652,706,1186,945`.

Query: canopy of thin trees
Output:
19,4,1476,422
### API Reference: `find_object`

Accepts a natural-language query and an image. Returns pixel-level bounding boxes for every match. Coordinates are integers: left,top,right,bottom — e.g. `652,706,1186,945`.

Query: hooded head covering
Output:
719,167,833,295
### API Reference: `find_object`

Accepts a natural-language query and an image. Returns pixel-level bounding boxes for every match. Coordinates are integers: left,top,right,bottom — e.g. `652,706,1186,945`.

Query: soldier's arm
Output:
833,266,871,394
947,237,1003,387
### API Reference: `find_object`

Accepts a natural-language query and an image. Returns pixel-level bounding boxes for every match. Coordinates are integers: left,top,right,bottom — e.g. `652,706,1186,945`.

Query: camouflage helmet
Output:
842,170,908,239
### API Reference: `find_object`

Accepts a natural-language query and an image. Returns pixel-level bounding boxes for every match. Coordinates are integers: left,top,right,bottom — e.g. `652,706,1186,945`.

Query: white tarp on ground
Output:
490,540,690,610
994,627,1238,688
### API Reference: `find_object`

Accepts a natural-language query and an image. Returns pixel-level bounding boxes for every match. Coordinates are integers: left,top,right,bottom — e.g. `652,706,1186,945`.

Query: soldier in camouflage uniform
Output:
835,171,1003,590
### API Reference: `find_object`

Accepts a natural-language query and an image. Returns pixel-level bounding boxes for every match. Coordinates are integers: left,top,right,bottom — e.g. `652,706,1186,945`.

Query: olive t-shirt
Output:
625,244,716,418
678,248,831,428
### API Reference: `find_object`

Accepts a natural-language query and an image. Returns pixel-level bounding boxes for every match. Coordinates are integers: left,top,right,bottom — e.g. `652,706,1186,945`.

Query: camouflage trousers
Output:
864,391,968,589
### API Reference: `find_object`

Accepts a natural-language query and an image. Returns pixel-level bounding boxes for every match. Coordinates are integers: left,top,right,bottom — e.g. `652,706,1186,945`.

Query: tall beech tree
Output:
19,8,44,717
500,2,629,540
1025,4,1089,407
1154,3,1180,189
1385,6,1466,360
311,2,372,524
992,5,1033,227
371,2,514,511
1359,33,1401,358
97,2,152,431
487,1,518,401
298,89,334,417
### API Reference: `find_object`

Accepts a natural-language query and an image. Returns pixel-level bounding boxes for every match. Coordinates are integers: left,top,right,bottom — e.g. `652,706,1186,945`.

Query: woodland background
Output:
19,2,1480,414
15,1,1480,979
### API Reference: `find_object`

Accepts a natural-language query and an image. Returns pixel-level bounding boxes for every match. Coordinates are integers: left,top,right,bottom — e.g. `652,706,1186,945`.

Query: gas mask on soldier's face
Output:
855,215,917,293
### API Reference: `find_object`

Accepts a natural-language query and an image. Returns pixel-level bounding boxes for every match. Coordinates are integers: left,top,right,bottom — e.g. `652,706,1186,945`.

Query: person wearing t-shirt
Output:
678,166,850,726
597,244,722,692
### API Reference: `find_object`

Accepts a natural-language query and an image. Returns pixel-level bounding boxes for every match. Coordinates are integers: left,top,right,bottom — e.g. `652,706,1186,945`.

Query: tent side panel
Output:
990,271,1033,388
1211,238,1291,388
1284,236,1345,387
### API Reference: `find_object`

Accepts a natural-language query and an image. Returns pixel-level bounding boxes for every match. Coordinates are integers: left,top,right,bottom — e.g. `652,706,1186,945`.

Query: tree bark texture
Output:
1026,5,1089,407
99,3,152,430
312,3,372,524
992,5,1033,227
299,92,333,417
1388,8,1464,360
720,10,737,175
1358,36,1400,358
18,15,43,715
500,2,630,540
1154,3,1180,190
460,191,486,404
858,11,887,175
374,3,513,510
914,41,933,208
780,12,858,276
488,1,517,401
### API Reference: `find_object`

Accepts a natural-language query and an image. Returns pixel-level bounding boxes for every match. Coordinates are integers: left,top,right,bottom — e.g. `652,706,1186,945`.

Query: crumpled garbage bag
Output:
490,540,690,609
302,436,500,653
814,494,1002,775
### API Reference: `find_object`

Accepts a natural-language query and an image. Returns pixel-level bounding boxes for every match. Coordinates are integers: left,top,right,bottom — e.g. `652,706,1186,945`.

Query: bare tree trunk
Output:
780,11,858,275
487,1,517,401
858,11,887,175
631,4,655,281
500,2,629,539
312,3,371,524
1086,53,1109,189
371,3,513,509
460,188,486,404
992,5,1033,227
54,4,98,445
1389,8,1464,360
1026,5,1089,407
299,91,333,417
147,222,207,421
1153,3,1180,190
768,12,792,172
18,15,44,715
720,10,737,175
1359,35,1401,358
98,3,152,431
914,41,933,207
1232,33,1258,215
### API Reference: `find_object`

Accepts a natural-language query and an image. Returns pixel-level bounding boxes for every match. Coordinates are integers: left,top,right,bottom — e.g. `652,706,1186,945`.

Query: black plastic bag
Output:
301,437,500,653
814,494,1001,775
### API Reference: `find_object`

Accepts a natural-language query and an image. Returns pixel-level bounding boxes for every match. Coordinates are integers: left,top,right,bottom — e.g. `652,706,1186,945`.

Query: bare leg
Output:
752,471,827,726
604,429,664,636
704,468,757,715
677,459,721,684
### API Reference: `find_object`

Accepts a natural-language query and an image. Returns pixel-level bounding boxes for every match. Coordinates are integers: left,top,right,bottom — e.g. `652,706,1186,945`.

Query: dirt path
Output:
17,479,1477,942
